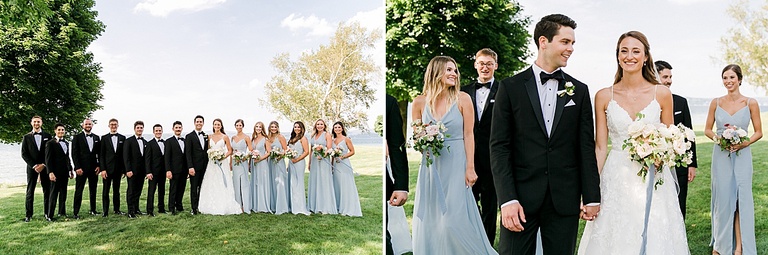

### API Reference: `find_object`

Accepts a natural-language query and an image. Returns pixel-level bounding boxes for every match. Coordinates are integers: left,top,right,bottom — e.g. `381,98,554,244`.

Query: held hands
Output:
501,203,526,232
580,203,600,221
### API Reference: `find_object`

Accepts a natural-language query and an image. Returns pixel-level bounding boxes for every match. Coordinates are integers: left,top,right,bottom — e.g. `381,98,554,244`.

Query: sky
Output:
512,0,764,100
87,0,385,136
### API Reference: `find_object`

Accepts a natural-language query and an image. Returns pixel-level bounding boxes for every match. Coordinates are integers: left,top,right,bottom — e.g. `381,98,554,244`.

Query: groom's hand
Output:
501,203,526,232
583,205,600,221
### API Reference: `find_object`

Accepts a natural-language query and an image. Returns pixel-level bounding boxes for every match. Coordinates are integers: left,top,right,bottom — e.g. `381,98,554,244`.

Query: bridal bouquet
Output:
285,148,299,159
411,119,449,167
268,146,284,162
207,147,227,164
622,113,695,189
232,150,252,165
717,124,750,156
312,144,331,160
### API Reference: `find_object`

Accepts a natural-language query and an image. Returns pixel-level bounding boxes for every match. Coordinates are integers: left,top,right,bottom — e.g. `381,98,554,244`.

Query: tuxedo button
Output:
547,147,552,152
544,171,549,175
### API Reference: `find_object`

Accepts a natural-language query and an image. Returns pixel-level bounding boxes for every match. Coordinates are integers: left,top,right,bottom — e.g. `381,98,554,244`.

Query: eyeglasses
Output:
476,62,496,68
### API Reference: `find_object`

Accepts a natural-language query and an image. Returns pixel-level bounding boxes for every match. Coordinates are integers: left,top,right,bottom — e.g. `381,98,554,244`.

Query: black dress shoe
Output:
190,210,197,215
148,212,155,217
114,211,125,215
127,213,137,219
136,210,146,215
158,209,167,214
89,211,101,215
46,217,56,222
57,214,67,218
72,215,80,219
102,212,108,218
24,217,31,222
171,210,177,215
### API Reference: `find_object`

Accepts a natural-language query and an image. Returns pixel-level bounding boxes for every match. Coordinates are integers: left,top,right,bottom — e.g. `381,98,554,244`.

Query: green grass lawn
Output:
401,135,767,254
0,145,383,255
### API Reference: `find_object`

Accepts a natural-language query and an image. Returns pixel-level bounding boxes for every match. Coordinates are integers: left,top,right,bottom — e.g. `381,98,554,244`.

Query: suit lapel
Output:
524,70,548,136
550,80,568,136
467,84,479,121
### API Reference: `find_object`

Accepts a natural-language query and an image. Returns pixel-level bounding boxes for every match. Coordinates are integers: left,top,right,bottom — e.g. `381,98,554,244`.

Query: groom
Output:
185,115,208,215
490,14,601,254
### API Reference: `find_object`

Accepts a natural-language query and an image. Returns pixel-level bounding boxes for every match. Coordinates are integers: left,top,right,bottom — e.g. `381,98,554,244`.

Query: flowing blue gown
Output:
288,140,310,215
250,137,272,213
308,131,337,214
332,139,362,216
412,102,497,254
269,140,290,215
231,138,251,214
710,99,757,254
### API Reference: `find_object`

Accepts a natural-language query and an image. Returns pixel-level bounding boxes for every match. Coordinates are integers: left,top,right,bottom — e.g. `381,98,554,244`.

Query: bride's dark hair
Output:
289,121,305,145
212,118,225,135
613,31,660,85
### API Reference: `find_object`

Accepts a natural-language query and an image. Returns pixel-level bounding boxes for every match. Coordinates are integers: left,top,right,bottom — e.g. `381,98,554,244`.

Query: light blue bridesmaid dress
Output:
268,139,290,215
250,137,272,213
710,98,756,255
332,139,362,217
288,140,310,215
231,138,251,214
308,131,338,214
412,102,497,255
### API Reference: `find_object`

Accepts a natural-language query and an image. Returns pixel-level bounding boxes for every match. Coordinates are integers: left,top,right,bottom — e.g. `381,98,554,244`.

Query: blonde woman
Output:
307,119,337,214
266,121,289,215
250,121,272,213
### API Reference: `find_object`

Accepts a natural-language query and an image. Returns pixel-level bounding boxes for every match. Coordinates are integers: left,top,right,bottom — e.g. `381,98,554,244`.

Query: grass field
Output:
0,145,383,255
401,133,767,254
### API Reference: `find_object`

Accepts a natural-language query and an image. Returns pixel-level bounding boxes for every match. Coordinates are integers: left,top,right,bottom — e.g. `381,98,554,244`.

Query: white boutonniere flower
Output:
557,81,575,97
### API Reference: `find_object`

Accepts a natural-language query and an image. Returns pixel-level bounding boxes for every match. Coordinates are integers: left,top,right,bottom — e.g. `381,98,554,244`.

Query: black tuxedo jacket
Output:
45,139,73,177
164,136,187,175
72,132,100,172
185,131,209,172
145,138,166,176
490,67,600,215
123,136,148,176
385,95,409,199
461,80,500,174
21,131,53,169
672,94,697,168
100,133,126,175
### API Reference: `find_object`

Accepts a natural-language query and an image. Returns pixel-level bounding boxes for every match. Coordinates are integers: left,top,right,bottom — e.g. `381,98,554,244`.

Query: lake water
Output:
0,132,382,184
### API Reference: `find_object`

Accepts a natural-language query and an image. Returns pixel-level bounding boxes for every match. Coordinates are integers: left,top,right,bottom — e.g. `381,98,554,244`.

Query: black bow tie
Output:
475,82,491,89
33,132,41,136
137,137,144,140
178,137,185,141
158,139,164,143
198,131,205,136
539,70,564,84
86,133,94,137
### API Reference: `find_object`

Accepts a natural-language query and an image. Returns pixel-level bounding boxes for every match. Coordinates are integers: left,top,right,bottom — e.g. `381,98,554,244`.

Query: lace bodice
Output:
606,99,660,149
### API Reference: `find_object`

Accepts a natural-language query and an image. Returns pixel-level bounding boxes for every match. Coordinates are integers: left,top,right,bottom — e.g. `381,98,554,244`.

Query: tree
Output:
0,0,106,143
262,22,381,131
374,114,383,136
720,0,768,93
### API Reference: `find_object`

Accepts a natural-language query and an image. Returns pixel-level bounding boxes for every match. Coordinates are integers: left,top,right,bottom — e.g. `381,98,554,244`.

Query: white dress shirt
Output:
475,77,494,120
156,138,165,155
84,131,94,152
532,64,559,137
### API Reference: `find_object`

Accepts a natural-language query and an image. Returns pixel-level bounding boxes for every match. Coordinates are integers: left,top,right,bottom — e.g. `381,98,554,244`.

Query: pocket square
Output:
490,99,495,103
674,111,682,115
564,99,576,107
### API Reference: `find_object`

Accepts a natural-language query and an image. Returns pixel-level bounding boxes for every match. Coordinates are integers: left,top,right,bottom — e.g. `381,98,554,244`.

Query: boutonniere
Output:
203,134,209,140
557,81,575,97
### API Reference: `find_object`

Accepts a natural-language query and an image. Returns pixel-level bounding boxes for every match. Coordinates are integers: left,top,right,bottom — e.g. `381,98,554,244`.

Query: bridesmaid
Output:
267,121,290,215
250,122,272,213
308,119,338,214
230,119,252,214
331,121,362,217
287,121,310,215
704,64,762,255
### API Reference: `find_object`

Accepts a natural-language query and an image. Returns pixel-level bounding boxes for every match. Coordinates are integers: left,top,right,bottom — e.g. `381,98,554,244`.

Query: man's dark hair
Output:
134,121,144,128
533,14,577,48
153,124,162,130
194,115,204,122
173,121,182,127
655,60,673,72
54,123,65,129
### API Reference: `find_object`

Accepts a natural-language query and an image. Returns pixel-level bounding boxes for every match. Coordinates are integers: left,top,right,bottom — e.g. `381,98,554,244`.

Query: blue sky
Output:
88,0,384,135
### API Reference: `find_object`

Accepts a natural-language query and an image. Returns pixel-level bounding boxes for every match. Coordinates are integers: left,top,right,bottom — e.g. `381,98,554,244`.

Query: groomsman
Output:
185,115,208,215
145,124,167,216
45,123,74,221
461,48,500,245
123,121,147,218
385,94,409,255
165,121,188,215
655,60,698,218
100,118,126,217
71,118,101,219
21,116,52,222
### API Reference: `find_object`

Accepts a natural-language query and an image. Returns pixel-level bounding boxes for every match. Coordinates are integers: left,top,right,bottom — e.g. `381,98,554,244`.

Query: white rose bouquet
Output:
207,147,227,164
312,144,331,160
411,119,449,167
717,124,750,156
232,150,252,165
268,146,284,162
285,148,299,159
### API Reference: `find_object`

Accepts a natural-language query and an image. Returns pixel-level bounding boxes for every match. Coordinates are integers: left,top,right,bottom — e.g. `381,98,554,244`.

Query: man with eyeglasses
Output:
461,48,500,245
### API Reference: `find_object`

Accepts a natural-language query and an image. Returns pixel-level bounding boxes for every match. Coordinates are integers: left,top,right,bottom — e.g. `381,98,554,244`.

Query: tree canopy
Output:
720,0,768,93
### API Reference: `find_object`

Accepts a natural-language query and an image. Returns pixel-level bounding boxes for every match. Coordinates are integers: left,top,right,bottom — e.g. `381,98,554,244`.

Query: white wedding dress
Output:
198,139,242,215
578,92,689,254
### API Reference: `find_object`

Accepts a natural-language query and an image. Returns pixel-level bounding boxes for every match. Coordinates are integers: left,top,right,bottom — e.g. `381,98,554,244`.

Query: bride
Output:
578,31,688,254
198,118,243,215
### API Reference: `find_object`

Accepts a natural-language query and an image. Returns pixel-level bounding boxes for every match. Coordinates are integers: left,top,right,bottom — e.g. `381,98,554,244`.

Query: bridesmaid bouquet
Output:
622,113,695,189
312,144,331,160
717,124,750,156
207,147,227,164
268,146,284,162
285,148,299,159
232,150,252,165
251,150,262,161
331,148,343,158
411,119,449,167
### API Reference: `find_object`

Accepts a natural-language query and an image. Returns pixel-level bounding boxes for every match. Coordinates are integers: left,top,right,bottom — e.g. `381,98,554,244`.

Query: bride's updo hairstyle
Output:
423,56,460,115
289,121,305,145
313,119,328,135
252,121,267,141
613,31,660,85
212,118,225,135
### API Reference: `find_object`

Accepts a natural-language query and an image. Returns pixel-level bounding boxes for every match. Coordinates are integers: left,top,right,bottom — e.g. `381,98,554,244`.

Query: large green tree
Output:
0,0,106,143
386,0,532,105
262,22,380,131
720,0,768,92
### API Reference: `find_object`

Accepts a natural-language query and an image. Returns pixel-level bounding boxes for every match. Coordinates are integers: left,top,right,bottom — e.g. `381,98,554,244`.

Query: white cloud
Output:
247,78,261,89
134,0,227,17
348,6,384,31
280,14,334,36
667,0,718,4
